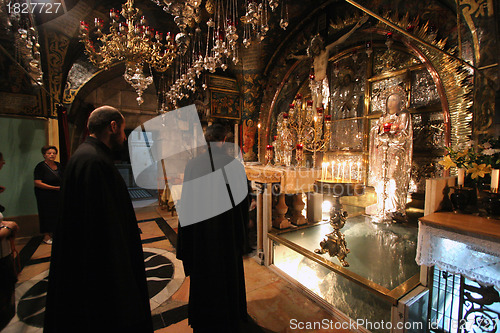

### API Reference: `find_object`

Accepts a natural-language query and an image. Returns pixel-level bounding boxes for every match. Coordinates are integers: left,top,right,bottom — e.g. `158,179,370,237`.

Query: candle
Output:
342,162,346,181
491,169,499,193
457,168,465,187
331,161,335,180
338,162,341,181
349,162,353,182
357,162,361,182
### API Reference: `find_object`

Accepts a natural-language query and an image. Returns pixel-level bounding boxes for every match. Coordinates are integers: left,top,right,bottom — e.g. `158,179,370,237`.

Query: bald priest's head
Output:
87,106,127,150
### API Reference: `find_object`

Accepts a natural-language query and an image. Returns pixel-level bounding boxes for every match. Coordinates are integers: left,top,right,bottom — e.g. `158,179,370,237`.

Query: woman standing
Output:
34,146,62,244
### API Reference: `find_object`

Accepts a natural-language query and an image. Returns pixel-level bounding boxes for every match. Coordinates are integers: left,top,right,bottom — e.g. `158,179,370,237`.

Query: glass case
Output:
270,215,420,332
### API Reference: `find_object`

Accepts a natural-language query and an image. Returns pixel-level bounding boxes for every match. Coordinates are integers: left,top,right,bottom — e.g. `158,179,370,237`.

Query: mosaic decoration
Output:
410,69,440,108
412,112,445,153
4,248,184,332
372,48,420,76
45,31,70,116
62,56,100,105
329,53,367,119
370,75,406,114
330,119,364,151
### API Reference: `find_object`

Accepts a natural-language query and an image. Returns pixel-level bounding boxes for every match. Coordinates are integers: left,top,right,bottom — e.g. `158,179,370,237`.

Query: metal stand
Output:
313,181,364,267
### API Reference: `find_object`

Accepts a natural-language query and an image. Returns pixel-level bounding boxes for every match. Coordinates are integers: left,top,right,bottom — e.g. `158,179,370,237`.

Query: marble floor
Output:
4,203,352,333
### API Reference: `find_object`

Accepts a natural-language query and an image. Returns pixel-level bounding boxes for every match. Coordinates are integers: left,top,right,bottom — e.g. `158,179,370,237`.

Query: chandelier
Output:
80,0,176,105
274,94,331,167
241,0,288,48
1,0,43,87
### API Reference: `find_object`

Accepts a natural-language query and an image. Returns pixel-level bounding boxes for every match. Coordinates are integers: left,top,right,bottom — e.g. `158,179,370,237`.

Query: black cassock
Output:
44,137,153,333
176,144,249,333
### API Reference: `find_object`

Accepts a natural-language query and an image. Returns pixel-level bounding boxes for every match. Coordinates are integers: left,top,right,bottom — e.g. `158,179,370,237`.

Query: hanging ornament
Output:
280,0,288,29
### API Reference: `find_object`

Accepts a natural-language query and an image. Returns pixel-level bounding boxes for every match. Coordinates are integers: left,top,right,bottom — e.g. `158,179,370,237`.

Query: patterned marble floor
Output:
4,205,352,333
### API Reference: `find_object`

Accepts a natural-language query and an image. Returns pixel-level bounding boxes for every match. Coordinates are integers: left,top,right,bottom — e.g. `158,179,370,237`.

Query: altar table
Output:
244,164,322,265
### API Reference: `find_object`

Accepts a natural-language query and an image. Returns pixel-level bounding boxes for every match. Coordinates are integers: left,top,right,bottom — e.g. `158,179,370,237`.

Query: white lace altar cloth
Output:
416,221,500,288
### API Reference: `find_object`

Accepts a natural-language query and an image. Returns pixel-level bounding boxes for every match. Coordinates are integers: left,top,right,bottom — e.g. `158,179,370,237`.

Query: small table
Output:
417,212,500,288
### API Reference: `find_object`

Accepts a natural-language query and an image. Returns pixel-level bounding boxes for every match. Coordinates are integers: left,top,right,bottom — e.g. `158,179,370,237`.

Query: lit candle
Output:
342,162,346,181
349,162,353,182
491,169,499,193
331,161,335,180
338,162,341,181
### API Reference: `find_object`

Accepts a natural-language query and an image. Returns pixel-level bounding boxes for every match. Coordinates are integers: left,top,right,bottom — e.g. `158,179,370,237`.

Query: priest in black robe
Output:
176,124,249,333
44,106,153,333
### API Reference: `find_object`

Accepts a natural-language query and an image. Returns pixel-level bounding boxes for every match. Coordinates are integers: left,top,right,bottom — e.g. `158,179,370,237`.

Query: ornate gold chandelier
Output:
80,0,176,104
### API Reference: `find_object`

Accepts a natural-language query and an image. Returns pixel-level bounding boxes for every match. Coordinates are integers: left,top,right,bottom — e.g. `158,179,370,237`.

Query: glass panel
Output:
329,53,367,119
370,76,405,114
277,215,419,290
373,48,421,76
330,119,364,151
410,69,440,108
274,240,393,333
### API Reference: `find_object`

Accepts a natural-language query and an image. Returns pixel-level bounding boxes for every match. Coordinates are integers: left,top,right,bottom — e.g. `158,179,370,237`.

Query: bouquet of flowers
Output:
439,137,500,179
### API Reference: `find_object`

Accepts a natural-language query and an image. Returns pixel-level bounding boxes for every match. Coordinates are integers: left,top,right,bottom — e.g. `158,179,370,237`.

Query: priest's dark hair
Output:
205,123,227,142
87,106,124,135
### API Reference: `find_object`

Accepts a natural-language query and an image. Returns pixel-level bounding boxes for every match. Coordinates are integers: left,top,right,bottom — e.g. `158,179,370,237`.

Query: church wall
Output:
0,116,47,219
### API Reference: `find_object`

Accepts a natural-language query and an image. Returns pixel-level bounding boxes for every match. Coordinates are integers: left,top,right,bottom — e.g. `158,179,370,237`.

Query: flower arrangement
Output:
439,137,500,180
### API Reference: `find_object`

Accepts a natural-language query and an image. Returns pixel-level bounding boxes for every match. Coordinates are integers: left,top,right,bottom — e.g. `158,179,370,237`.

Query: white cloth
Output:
416,221,500,288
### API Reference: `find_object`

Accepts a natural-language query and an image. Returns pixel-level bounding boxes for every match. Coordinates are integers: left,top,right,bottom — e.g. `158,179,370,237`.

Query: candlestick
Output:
491,169,499,193
296,144,303,168
265,145,273,165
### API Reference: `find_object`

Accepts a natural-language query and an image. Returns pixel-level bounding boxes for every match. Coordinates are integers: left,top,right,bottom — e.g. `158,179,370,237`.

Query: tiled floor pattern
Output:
5,205,352,333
